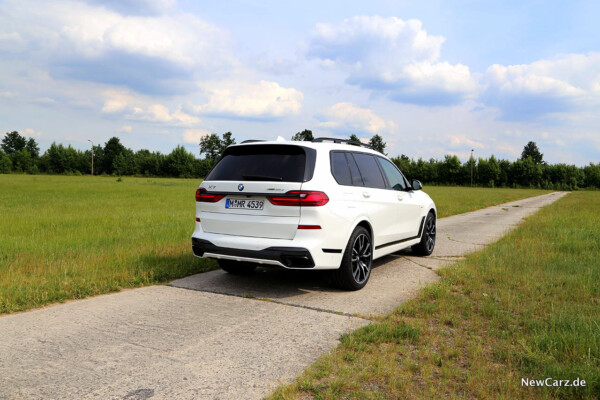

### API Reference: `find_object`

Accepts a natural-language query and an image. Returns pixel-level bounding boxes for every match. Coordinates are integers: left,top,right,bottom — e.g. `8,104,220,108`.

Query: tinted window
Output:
378,157,407,190
347,153,364,186
207,145,307,182
352,153,386,189
330,152,352,185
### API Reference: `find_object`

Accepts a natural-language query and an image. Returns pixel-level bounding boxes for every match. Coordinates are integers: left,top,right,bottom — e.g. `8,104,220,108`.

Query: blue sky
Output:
1,0,599,165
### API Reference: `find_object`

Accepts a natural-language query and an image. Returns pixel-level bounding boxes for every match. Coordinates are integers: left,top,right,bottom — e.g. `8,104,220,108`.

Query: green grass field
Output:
268,191,599,400
419,186,550,218
0,175,550,314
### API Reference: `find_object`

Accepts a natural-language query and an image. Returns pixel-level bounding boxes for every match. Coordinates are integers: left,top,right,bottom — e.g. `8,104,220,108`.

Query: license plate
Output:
225,198,264,210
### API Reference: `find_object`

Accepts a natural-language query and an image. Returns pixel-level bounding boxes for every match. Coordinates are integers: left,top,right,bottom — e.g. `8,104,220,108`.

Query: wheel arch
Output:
428,207,437,219
347,218,374,244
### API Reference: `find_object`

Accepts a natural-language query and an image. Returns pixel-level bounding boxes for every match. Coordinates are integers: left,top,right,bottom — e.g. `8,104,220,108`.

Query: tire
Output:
412,212,436,256
218,259,257,275
331,226,373,290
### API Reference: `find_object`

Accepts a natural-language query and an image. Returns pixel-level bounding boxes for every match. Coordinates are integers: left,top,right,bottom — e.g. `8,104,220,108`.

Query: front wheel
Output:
218,259,257,275
412,212,436,256
331,226,373,290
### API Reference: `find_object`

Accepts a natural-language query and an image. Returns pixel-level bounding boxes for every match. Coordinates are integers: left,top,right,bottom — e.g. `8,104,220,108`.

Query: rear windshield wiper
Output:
242,174,283,181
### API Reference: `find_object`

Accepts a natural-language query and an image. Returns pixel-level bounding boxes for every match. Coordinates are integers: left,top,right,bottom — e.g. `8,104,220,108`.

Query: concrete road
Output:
0,192,566,400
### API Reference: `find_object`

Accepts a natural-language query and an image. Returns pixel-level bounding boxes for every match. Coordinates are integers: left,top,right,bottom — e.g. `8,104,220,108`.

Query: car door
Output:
377,157,424,238
329,151,364,222
351,152,401,247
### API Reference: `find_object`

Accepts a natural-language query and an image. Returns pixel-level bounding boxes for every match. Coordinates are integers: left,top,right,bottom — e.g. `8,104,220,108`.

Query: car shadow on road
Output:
171,248,417,300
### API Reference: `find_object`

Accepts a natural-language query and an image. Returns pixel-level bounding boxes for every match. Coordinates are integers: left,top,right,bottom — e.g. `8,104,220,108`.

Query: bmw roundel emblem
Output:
238,184,244,191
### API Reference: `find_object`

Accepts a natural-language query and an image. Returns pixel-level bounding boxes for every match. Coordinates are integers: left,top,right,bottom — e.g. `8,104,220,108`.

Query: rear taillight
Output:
267,191,329,207
195,188,225,203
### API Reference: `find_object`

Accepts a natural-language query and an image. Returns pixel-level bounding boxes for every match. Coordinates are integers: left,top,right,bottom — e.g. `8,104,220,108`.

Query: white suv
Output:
192,137,437,290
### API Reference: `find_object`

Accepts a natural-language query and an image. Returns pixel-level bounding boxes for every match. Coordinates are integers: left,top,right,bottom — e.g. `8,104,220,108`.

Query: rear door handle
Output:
397,195,404,201
362,192,371,198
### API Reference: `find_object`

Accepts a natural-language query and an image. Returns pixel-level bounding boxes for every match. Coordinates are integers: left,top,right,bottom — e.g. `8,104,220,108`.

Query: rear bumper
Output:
192,238,315,268
191,222,345,269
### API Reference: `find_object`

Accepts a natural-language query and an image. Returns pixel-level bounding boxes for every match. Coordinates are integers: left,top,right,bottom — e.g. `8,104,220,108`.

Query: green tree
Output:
46,142,66,173
113,149,136,176
199,132,236,165
291,129,314,141
10,149,33,172
440,155,462,184
0,150,12,173
521,141,544,165
478,155,500,187
200,133,224,164
221,131,236,149
369,134,386,154
26,138,40,158
349,134,360,143
1,131,27,155
164,145,196,178
135,149,163,176
583,163,600,189
102,137,126,174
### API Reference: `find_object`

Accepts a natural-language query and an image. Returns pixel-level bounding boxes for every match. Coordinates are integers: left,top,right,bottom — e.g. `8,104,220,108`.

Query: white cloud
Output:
127,104,200,126
101,89,138,113
33,97,56,105
118,125,132,133
448,134,484,150
554,139,566,146
493,143,521,158
482,53,600,119
0,31,27,52
308,16,478,105
84,0,176,15
182,128,210,144
0,90,18,98
504,129,522,137
0,0,236,94
317,102,397,135
194,80,303,119
23,128,42,137
99,88,200,127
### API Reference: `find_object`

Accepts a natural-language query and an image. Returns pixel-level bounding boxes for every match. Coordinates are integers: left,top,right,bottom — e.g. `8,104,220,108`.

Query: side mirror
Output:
412,179,422,191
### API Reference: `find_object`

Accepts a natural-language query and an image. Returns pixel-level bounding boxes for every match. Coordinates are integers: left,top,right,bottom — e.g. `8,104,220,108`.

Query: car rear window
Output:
206,144,314,182
353,153,387,189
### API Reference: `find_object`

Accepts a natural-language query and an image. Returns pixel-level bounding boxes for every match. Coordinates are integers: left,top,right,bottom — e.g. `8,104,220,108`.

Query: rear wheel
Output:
218,259,257,275
412,212,436,256
332,226,373,290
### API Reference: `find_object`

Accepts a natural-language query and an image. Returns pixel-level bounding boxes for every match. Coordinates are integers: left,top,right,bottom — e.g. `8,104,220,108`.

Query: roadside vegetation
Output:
0,175,216,314
2,130,599,190
268,191,599,400
0,175,551,314
421,186,549,218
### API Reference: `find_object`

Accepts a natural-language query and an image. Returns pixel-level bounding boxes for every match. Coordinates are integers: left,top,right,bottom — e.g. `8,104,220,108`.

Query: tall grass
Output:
0,175,550,314
269,191,599,399
0,175,216,313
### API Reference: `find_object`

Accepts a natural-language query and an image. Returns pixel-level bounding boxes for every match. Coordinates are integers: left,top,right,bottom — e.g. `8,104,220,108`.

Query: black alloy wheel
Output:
332,226,373,290
412,212,436,256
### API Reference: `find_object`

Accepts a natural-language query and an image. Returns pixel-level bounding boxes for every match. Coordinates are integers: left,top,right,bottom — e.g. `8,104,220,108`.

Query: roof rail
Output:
241,140,266,144
312,137,373,149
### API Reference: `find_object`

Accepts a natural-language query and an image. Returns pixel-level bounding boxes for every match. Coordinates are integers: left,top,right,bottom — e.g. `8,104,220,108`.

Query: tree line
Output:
1,130,598,189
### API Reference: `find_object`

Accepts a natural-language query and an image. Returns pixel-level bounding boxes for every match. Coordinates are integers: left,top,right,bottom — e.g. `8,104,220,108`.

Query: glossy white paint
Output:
191,140,436,270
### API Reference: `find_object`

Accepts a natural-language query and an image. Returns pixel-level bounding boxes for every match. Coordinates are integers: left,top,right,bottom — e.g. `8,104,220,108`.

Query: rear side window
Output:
330,152,352,185
207,145,313,182
347,153,364,186
353,153,386,189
